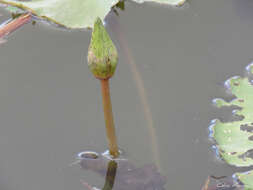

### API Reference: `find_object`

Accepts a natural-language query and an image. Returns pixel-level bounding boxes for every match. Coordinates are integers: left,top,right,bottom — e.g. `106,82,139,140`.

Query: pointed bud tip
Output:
87,17,118,80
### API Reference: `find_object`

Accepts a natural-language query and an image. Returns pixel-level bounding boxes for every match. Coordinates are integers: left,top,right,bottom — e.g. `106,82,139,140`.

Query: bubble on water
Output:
77,151,99,160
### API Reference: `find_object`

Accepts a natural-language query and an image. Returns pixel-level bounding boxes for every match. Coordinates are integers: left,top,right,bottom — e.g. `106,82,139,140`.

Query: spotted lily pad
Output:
0,0,185,29
210,64,253,167
209,63,253,189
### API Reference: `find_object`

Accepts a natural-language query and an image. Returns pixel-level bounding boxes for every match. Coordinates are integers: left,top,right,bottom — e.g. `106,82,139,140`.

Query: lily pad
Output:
0,0,185,29
0,0,119,29
210,63,253,189
235,170,253,190
131,0,185,6
209,63,253,167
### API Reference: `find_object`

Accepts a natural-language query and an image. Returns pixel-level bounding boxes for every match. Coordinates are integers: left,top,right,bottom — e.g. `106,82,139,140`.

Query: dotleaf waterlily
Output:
210,73,253,167
210,63,253,189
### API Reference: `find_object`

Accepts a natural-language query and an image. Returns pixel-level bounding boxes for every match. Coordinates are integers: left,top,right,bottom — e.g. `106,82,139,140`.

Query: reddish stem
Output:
100,79,119,158
0,12,32,38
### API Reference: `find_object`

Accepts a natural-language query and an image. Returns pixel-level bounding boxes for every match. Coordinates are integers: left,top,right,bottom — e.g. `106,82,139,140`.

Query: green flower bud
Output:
87,18,118,80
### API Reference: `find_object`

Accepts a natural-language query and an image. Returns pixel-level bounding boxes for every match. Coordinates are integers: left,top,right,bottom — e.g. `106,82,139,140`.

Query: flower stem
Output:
100,79,119,158
0,12,32,38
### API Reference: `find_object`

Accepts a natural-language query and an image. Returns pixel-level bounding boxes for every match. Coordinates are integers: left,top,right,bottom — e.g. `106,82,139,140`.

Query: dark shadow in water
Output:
79,151,166,190
233,0,253,22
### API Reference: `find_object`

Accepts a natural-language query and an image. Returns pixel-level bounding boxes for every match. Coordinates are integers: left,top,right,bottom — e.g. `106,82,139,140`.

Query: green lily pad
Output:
0,0,185,29
210,64,253,167
235,170,253,190
131,0,185,6
0,0,119,29
210,63,253,189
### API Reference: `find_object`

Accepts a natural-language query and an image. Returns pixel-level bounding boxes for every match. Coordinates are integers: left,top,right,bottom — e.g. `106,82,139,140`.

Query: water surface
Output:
0,0,253,189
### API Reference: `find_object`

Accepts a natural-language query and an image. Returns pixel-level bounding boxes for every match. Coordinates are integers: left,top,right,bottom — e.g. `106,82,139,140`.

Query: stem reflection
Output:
102,160,118,190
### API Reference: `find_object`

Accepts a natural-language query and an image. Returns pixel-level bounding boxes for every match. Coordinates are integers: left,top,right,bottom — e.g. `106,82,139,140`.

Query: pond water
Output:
0,0,253,190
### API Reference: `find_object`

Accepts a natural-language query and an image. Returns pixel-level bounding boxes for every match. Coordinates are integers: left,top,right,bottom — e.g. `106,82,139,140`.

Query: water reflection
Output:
79,151,166,190
102,161,118,190
82,160,117,190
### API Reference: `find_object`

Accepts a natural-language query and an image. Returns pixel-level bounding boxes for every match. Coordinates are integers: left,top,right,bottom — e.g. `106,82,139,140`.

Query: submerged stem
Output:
0,12,32,38
100,79,119,158
102,161,117,190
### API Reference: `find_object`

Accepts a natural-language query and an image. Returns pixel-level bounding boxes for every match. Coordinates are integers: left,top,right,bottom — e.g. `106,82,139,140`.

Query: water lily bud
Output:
87,18,118,80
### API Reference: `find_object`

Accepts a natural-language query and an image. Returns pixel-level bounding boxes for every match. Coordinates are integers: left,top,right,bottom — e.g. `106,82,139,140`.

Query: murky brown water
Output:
0,0,253,189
